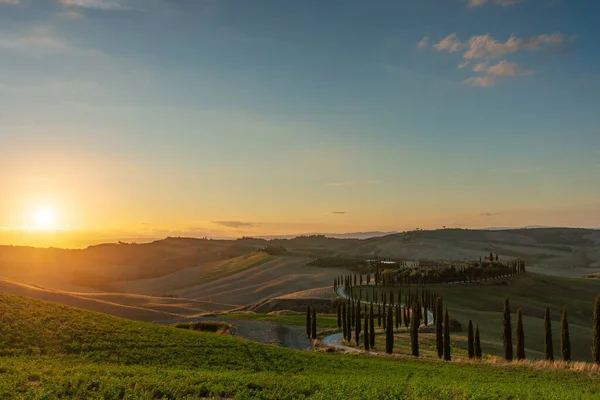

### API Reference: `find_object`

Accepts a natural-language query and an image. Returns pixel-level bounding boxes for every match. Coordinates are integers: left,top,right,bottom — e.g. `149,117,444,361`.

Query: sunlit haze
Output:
1,0,599,248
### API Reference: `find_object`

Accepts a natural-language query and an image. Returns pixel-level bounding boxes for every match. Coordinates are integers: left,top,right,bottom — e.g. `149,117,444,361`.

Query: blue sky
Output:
0,0,599,244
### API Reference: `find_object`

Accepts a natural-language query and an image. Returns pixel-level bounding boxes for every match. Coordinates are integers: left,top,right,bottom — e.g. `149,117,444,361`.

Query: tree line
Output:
333,257,526,290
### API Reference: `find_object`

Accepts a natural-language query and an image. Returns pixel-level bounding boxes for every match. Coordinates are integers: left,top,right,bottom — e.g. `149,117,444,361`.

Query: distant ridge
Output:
256,231,398,240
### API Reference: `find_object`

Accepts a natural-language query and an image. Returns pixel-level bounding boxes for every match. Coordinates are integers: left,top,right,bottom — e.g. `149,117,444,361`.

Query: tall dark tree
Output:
378,304,382,328
423,301,428,326
351,300,355,329
310,307,317,340
355,301,361,345
306,305,311,337
435,297,443,358
404,305,409,328
385,304,394,354
364,308,370,351
346,302,352,342
474,322,482,359
561,306,571,362
410,301,420,357
443,307,451,361
382,304,387,331
593,296,600,364
544,306,553,361
370,302,375,348
502,298,513,361
342,301,347,341
516,308,525,360
467,320,474,359
337,303,342,329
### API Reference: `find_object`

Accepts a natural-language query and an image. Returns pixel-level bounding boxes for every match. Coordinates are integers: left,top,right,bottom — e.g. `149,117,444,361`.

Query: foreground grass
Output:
357,272,600,362
1,292,600,399
225,313,339,329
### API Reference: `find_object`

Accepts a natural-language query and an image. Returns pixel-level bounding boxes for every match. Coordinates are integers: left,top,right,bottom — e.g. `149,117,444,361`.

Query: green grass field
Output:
225,313,340,329
355,272,600,362
1,292,600,399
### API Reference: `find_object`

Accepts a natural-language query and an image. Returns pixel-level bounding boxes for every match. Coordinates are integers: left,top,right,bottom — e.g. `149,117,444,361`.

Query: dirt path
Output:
156,316,313,351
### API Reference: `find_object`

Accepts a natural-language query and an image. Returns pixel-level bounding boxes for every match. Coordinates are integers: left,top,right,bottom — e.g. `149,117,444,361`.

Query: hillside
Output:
0,277,232,321
116,255,346,306
1,292,600,399
358,272,600,362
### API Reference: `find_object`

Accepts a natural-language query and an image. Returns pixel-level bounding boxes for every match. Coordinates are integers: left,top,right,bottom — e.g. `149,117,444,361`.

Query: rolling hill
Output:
1,292,599,399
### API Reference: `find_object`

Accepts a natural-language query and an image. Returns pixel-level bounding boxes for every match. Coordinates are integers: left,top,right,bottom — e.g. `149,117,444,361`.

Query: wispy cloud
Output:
481,212,499,217
418,36,429,49
212,221,258,229
467,0,523,7
326,180,381,187
58,0,144,11
0,0,20,4
487,167,541,173
0,27,106,58
331,211,346,215
429,32,567,87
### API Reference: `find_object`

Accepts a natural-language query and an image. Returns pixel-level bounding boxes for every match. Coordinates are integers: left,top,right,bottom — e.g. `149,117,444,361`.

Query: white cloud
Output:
467,0,487,7
433,33,462,52
0,0,20,4
463,33,565,60
466,0,523,7
429,32,566,87
418,36,429,49
58,0,143,11
486,60,520,76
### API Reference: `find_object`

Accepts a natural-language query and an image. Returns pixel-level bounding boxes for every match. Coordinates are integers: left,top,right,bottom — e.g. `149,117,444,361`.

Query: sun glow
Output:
33,207,56,230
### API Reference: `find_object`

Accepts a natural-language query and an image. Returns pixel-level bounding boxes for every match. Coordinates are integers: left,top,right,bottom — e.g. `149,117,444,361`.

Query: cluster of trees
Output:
305,305,317,340
500,296,600,363
333,258,526,289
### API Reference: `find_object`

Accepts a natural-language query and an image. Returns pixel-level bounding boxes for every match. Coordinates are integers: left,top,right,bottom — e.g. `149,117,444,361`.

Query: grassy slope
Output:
113,252,276,296
357,272,600,361
0,293,600,399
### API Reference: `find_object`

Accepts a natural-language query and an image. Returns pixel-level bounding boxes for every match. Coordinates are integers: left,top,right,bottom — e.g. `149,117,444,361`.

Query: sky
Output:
1,0,599,247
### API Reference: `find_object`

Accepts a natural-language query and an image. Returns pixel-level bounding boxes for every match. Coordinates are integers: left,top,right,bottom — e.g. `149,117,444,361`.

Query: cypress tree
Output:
474,322,482,359
355,301,361,345
561,306,570,362
306,305,311,337
435,297,443,358
337,303,342,329
378,304,382,328
411,301,419,357
443,307,451,361
593,296,600,364
311,307,317,340
364,308,370,351
382,304,387,330
346,301,352,342
544,306,553,361
370,302,375,348
385,304,394,354
351,300,355,328
342,301,347,340
502,298,513,361
404,305,409,328
423,301,428,326
467,320,474,359
516,308,525,360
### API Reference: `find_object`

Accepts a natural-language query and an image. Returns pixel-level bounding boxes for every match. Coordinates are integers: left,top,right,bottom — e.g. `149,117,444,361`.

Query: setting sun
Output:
33,207,56,230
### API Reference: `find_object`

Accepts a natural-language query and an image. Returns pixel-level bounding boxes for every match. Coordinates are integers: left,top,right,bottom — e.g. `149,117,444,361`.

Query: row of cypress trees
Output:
501,298,578,362
334,258,526,290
